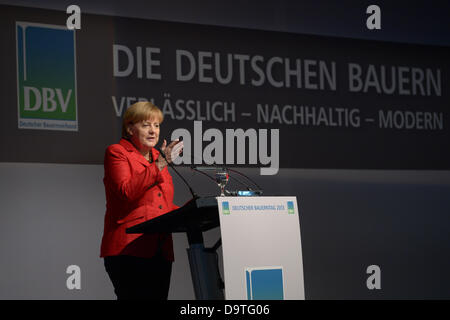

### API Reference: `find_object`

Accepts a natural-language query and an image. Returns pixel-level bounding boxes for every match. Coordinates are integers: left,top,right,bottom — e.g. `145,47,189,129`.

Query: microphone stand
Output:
155,147,198,199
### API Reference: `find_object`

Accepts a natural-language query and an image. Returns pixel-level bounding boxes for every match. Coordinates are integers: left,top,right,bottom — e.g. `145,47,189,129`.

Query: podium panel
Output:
127,195,304,300
127,196,224,299
217,196,305,300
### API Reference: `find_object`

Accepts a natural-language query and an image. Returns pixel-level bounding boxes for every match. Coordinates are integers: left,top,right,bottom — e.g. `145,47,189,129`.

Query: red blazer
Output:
100,138,178,260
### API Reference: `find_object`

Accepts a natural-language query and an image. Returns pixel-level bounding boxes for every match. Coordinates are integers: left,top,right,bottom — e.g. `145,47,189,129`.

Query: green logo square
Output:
287,201,295,214
222,201,230,215
16,22,78,131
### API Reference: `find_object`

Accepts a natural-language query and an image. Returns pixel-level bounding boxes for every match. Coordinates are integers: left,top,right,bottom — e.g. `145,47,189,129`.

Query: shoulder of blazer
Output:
104,143,128,161
118,138,137,152
105,139,138,159
107,139,157,168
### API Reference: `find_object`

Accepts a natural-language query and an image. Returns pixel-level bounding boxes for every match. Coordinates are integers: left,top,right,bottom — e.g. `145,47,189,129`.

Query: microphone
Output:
191,165,263,196
155,144,198,199
191,165,249,191
227,168,263,193
190,165,217,185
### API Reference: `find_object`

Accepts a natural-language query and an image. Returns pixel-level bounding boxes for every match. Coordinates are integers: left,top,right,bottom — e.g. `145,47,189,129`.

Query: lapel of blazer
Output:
119,138,152,167
150,147,160,163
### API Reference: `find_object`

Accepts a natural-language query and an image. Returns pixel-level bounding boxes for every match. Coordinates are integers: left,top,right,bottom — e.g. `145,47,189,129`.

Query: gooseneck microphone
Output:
155,146,198,199
190,165,217,185
191,165,252,191
190,165,263,196
226,168,263,192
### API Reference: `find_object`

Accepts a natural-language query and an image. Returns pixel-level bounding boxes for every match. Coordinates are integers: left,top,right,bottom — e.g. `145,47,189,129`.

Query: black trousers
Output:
104,254,173,300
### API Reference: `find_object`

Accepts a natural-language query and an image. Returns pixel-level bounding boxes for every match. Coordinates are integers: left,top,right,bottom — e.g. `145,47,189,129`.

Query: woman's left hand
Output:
157,139,183,170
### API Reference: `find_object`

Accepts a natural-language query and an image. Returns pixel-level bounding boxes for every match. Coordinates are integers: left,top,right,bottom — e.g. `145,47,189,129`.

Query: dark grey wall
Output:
0,0,449,46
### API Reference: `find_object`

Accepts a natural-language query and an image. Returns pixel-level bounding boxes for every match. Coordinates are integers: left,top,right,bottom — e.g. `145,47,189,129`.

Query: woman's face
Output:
127,118,160,153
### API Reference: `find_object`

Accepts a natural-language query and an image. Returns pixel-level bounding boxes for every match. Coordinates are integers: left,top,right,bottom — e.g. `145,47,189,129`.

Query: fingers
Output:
170,141,184,160
161,139,167,151
167,139,180,149
161,140,183,163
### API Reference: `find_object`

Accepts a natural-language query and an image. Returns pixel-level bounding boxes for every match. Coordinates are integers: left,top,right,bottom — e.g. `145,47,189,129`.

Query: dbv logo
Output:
16,22,78,131
287,201,295,214
246,266,284,300
222,201,230,215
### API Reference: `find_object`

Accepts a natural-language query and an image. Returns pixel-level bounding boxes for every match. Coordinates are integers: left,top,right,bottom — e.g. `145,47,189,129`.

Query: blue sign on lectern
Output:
246,267,284,300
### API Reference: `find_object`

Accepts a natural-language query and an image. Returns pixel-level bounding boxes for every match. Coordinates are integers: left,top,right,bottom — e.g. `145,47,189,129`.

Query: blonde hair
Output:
122,101,164,138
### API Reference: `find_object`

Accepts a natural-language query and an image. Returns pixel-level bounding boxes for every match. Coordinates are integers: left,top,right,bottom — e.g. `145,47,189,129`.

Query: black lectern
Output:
126,196,224,300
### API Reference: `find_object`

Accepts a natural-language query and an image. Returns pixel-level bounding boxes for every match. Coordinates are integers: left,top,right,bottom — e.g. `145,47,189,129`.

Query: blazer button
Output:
158,192,162,197
158,205,163,209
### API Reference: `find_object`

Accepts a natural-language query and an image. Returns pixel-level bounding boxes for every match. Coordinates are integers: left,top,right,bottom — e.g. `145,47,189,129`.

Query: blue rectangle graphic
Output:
246,267,284,300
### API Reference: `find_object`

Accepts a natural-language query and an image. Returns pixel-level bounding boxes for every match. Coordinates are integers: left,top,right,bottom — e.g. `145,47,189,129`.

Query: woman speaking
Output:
100,101,182,300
